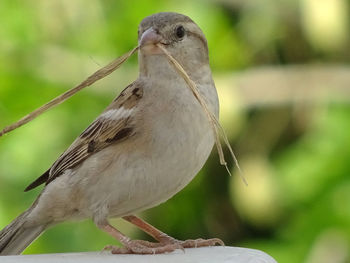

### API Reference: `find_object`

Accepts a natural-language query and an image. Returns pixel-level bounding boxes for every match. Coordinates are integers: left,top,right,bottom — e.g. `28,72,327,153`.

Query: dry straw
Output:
0,46,139,137
157,44,247,185
0,44,246,184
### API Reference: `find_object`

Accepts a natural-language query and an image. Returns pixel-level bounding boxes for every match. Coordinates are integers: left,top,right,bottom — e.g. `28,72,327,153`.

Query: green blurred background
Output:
1,0,350,262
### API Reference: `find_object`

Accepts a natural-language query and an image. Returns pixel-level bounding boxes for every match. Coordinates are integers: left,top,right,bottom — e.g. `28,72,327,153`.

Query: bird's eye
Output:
175,25,185,39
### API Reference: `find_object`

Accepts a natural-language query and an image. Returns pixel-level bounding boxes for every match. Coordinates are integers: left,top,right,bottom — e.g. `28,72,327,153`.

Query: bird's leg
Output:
97,221,181,254
122,215,225,248
123,215,177,243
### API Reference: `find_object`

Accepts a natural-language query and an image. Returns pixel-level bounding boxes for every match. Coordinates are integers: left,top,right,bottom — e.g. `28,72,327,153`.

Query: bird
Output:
0,12,223,255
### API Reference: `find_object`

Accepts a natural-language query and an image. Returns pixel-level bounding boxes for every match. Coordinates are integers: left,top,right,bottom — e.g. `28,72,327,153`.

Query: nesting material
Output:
0,46,139,137
157,44,246,185
0,45,246,184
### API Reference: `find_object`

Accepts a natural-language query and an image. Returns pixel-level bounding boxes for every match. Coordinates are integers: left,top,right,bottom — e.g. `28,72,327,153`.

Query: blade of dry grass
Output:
0,46,139,137
1,42,245,184
157,43,247,185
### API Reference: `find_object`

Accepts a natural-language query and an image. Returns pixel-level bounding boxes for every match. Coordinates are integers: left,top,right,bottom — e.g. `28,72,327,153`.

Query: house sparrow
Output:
0,12,222,255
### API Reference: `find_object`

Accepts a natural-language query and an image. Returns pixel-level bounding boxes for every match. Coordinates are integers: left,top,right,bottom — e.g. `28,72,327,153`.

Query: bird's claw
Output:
104,237,224,254
104,240,182,254
180,238,225,248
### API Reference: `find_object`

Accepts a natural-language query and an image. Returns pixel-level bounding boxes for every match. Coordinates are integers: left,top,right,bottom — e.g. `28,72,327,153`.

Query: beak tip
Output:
140,28,162,47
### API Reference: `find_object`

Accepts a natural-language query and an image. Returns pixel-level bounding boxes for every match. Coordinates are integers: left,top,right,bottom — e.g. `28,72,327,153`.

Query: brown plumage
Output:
1,12,222,255
25,82,142,191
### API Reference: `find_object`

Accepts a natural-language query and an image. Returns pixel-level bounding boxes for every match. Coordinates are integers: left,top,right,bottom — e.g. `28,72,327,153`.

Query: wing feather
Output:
25,81,143,191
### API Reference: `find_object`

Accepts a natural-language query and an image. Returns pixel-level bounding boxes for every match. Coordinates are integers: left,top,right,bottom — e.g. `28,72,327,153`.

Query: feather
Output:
24,82,143,190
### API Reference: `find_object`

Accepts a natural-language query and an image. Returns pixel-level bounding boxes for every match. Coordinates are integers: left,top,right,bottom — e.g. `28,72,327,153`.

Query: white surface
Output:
0,247,277,263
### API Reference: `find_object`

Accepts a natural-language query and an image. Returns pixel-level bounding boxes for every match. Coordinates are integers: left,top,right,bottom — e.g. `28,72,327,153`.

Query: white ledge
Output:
0,247,277,263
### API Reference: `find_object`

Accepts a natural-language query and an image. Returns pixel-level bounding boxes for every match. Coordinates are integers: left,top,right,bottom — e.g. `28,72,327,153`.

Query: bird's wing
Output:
24,81,143,191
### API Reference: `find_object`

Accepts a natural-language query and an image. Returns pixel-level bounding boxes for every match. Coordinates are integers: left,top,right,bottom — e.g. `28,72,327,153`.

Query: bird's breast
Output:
135,78,217,202
90,77,218,219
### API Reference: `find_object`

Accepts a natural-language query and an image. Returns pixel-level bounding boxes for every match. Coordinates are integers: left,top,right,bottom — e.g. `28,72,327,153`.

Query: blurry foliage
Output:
1,0,350,262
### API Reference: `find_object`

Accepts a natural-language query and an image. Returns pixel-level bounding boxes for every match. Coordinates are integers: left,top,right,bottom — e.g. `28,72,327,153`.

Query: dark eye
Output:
175,25,185,39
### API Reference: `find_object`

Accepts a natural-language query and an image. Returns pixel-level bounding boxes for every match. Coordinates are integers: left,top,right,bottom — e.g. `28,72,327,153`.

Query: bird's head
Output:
138,12,210,79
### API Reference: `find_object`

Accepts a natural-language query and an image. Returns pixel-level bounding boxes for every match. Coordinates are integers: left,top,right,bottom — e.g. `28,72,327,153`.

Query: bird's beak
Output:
140,28,163,55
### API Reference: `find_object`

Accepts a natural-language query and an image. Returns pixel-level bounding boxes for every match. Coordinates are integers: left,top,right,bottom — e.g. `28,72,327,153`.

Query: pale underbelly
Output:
30,103,215,224
96,126,214,218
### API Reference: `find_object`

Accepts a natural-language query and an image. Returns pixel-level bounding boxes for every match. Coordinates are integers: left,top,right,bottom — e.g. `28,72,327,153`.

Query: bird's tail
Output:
0,208,46,255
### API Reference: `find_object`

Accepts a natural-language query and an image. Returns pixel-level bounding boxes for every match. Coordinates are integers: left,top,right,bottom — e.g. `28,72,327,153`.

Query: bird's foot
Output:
104,240,182,254
158,236,224,248
153,235,224,250
121,215,224,251
179,238,225,248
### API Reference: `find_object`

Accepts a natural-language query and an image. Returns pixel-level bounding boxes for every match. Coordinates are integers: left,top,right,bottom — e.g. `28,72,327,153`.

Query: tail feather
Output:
0,209,46,255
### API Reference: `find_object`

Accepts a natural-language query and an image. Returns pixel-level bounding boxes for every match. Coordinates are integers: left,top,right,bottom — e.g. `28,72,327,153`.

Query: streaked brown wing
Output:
25,81,143,191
